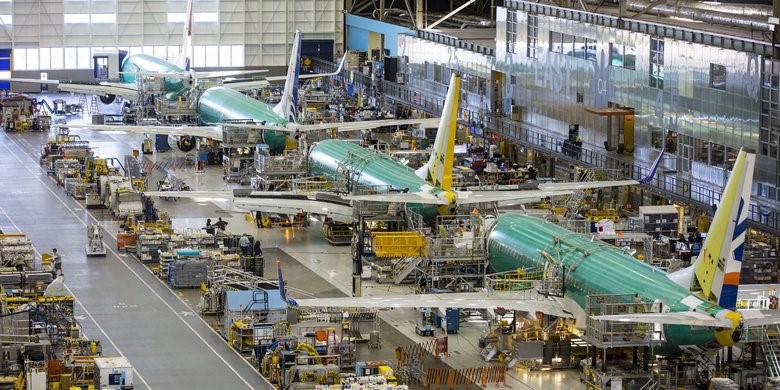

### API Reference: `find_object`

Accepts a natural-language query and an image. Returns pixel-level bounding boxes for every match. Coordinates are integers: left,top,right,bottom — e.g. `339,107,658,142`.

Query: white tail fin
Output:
176,0,194,70
272,30,302,123
415,73,460,190
674,149,754,311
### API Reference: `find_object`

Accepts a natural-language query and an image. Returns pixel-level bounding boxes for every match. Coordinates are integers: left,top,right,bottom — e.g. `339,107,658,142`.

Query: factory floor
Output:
0,101,585,389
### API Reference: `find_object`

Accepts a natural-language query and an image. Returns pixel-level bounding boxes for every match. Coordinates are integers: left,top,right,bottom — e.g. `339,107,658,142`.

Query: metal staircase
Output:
563,169,595,218
393,256,422,284
763,325,780,379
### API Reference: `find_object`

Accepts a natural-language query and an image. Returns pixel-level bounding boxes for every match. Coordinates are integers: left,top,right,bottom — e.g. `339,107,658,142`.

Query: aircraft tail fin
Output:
273,30,302,123
176,0,194,71
638,146,665,184
277,258,297,306
689,149,755,310
415,73,460,190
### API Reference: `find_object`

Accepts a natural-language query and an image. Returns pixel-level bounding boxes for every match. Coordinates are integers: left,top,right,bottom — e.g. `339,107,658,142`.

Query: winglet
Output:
273,30,302,123
177,0,194,71
691,149,754,310
415,73,460,190
277,258,298,306
638,146,665,184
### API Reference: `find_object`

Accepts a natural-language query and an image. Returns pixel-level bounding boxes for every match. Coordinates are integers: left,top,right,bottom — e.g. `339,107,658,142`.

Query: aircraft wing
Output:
537,179,639,191
193,69,269,79
62,124,223,140
222,79,271,91
291,292,573,318
233,195,354,223
739,309,780,327
144,190,355,223
220,117,441,133
143,190,234,200
3,78,139,100
454,189,574,206
591,312,734,328
266,54,348,82
344,192,447,205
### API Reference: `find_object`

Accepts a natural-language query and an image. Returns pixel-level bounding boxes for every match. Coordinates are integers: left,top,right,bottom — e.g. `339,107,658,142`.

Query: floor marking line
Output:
2,134,263,389
0,205,153,390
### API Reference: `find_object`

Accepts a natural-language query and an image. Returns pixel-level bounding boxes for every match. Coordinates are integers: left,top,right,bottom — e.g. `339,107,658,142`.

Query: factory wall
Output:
345,14,415,57
392,5,779,210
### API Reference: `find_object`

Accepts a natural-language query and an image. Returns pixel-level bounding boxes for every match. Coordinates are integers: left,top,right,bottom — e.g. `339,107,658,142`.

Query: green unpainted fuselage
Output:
120,55,289,153
487,214,727,353
308,139,443,219
198,87,289,154
120,54,189,101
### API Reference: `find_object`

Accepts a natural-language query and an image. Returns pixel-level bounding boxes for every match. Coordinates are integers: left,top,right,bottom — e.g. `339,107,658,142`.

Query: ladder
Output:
89,96,99,115
78,95,88,113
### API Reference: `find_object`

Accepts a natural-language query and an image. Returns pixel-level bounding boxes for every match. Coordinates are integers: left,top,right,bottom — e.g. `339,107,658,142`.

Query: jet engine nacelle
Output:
177,136,196,152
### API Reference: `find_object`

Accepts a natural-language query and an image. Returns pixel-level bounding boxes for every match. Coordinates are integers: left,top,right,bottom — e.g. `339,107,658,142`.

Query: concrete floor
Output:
0,98,586,389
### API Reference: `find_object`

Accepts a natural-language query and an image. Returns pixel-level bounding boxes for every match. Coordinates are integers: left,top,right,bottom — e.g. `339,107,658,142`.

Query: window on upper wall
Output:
710,63,726,90
611,43,635,69
527,14,538,59
760,58,780,160
550,31,562,54
0,15,11,24
506,10,517,54
649,38,664,89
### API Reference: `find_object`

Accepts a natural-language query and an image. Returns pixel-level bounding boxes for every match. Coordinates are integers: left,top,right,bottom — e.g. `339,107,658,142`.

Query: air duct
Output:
583,0,774,31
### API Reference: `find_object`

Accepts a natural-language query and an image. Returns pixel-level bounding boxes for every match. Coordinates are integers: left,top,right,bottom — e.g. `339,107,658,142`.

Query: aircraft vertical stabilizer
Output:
690,149,755,310
273,30,302,123
176,0,194,71
415,73,460,190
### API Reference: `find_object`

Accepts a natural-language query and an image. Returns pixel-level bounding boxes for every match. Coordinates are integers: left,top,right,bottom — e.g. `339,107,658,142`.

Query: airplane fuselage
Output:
199,87,290,154
120,54,189,100
487,214,734,353
308,139,448,220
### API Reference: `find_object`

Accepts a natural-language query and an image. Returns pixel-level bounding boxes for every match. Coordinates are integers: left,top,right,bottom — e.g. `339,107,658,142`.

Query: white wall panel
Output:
6,0,343,70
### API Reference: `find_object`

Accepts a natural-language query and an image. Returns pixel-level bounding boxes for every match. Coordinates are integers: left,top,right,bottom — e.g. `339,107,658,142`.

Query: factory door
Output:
301,39,334,63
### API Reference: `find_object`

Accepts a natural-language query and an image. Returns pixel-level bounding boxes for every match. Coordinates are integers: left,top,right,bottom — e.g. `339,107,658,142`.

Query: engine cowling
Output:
177,136,196,152
99,94,116,104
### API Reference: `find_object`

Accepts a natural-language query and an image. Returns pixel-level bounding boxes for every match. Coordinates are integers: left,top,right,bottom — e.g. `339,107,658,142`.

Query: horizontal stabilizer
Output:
592,312,733,328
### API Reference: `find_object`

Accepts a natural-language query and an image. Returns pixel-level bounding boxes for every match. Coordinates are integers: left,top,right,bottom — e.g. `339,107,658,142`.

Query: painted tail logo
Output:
277,259,297,306
177,0,194,71
692,149,754,310
416,73,460,190
638,146,665,184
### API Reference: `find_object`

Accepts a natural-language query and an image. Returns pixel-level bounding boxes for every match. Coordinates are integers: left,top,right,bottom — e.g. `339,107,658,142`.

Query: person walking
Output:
238,234,251,256
52,248,62,276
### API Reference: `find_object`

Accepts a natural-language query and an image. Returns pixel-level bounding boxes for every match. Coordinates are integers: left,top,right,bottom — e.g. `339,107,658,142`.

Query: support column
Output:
416,0,424,29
